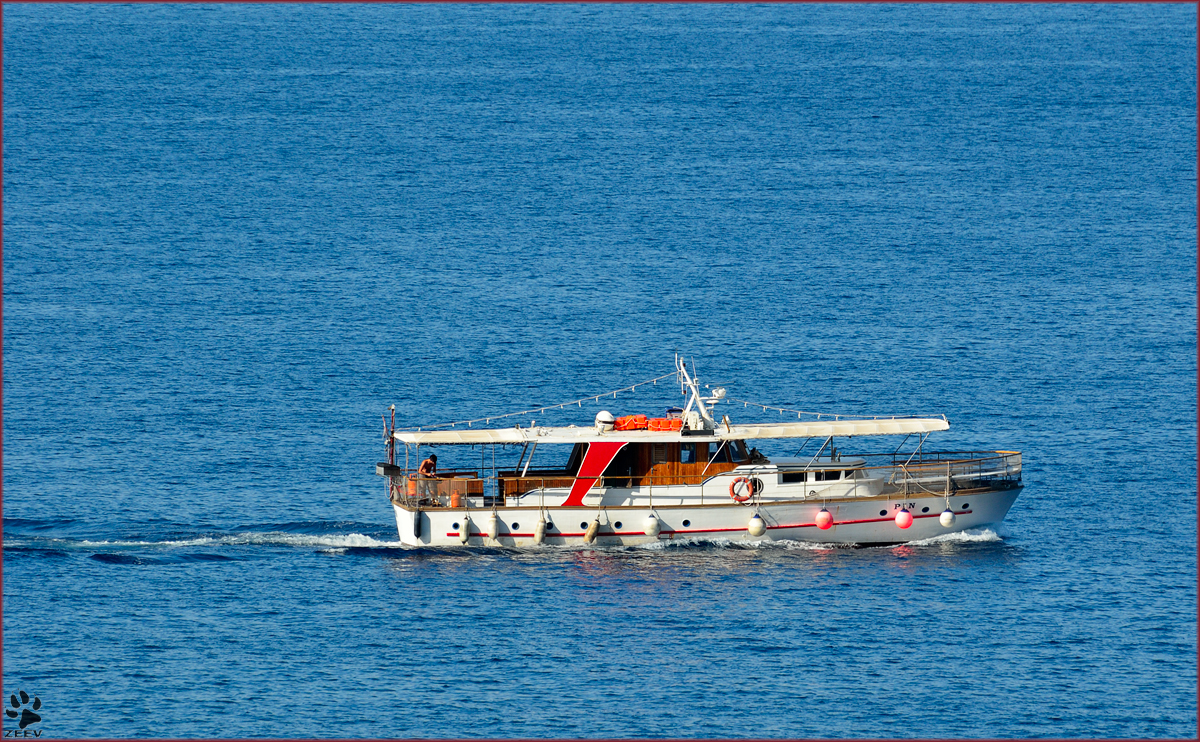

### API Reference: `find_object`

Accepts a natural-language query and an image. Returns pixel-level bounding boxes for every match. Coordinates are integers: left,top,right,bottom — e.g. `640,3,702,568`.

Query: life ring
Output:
729,476,754,503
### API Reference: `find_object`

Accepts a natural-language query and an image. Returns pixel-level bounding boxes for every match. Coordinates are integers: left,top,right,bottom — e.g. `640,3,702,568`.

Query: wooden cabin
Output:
499,439,750,496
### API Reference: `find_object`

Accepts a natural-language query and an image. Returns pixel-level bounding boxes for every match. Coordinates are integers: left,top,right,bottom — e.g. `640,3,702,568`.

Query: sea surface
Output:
2,3,1196,738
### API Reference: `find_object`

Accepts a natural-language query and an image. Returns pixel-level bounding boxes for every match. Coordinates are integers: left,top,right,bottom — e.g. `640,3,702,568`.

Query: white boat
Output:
376,358,1022,547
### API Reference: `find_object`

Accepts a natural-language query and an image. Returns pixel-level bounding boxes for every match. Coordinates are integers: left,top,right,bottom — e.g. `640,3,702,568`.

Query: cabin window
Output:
565,443,587,474
781,472,807,484
652,443,668,463
603,447,636,482
681,443,697,464
732,440,750,461
844,470,856,480
709,444,731,463
815,470,840,481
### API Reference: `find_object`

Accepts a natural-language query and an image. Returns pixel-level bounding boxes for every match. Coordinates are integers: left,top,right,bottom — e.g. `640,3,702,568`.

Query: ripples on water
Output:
3,2,1196,738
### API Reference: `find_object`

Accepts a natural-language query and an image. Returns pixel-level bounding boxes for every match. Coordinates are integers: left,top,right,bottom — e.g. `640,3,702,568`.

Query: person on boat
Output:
418,454,437,478
417,454,438,498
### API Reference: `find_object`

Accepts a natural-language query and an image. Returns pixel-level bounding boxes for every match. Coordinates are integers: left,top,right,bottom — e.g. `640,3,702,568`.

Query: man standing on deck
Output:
418,453,438,498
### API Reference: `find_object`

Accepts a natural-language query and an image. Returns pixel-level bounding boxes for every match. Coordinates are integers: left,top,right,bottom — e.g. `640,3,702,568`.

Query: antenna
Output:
677,356,718,428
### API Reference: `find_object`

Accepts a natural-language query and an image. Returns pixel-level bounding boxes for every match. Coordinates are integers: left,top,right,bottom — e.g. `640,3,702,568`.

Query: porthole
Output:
452,522,460,530
580,522,588,530
682,519,691,527
879,510,887,517
614,521,623,529
961,503,969,509
921,507,929,513
546,522,554,530
511,523,520,531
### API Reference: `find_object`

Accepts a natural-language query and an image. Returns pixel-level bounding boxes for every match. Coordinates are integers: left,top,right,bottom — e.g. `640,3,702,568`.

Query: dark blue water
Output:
3,3,1195,738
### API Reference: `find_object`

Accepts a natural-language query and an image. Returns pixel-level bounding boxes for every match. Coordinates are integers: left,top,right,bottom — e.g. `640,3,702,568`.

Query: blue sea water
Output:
2,3,1196,738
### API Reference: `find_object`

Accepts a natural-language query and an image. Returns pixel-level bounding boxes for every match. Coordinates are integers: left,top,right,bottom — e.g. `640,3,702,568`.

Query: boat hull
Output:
392,485,1022,547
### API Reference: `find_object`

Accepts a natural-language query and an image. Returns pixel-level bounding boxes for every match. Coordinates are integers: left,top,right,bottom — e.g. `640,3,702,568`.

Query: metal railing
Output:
871,451,1022,498
384,451,1022,508
387,471,484,507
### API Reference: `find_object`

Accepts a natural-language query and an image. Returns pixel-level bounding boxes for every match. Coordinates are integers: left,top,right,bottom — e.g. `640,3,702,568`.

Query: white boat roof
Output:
394,417,948,445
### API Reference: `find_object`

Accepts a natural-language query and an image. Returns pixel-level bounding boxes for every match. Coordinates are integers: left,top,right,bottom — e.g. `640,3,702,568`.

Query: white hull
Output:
381,361,1023,548
392,485,1021,547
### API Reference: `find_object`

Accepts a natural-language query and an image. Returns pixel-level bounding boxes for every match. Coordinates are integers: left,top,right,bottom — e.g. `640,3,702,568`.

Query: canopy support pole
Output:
521,442,538,477
804,436,833,469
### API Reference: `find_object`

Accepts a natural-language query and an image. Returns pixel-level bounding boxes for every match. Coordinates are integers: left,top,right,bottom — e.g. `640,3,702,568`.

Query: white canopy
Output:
394,416,948,446
721,418,948,439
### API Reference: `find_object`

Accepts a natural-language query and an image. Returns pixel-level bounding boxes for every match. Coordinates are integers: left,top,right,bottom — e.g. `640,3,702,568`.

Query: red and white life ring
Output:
729,476,755,503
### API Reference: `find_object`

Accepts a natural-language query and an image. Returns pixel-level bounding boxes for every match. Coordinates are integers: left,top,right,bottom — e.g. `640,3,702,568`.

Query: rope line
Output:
405,371,680,431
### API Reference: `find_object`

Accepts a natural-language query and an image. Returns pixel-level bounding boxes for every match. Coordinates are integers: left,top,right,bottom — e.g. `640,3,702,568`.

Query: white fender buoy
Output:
643,513,661,537
940,509,956,527
748,513,766,537
459,516,472,544
534,517,546,544
487,511,500,540
815,508,833,530
583,518,600,544
895,508,913,529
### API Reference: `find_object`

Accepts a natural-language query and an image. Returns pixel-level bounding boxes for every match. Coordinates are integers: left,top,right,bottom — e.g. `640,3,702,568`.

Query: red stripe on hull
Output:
448,532,649,538
768,509,973,530
446,511,974,539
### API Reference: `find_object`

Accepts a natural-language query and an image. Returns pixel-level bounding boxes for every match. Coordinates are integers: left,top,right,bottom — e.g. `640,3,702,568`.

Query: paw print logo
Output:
5,691,41,729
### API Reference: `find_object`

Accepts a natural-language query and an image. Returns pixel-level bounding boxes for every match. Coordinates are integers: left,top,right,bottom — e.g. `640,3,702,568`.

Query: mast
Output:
676,354,725,429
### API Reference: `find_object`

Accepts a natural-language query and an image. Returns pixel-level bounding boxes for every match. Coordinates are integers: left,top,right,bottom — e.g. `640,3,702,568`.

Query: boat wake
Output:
543,528,1007,553
85,532,402,549
3,521,404,562
898,526,1005,546
3,521,1006,562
